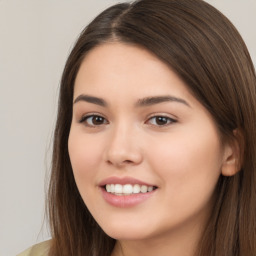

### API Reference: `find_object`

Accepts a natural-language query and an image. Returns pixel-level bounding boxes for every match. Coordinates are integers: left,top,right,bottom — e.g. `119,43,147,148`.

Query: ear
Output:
221,129,243,177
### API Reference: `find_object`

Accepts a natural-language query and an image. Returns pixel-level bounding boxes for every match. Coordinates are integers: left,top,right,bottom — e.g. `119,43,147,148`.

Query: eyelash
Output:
79,114,177,127
79,114,109,127
146,115,177,126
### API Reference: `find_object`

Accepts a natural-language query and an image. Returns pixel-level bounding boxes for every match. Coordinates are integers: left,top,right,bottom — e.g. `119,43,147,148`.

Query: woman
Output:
18,0,256,255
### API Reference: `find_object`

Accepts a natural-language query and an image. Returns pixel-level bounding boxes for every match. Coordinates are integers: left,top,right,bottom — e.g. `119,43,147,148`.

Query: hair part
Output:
48,0,256,255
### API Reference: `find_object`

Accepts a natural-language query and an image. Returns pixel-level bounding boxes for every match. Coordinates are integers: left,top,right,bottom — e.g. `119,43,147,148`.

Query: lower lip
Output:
100,187,156,208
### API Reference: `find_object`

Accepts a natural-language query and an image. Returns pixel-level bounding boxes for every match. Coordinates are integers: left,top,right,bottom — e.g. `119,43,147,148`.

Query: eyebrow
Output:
136,95,190,107
73,94,190,108
73,94,107,107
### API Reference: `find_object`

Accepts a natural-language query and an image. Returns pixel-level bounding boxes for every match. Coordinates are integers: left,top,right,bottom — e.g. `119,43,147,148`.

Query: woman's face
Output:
68,42,230,242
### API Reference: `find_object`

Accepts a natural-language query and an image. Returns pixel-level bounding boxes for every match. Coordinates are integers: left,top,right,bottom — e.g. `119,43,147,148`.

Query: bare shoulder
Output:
17,240,51,256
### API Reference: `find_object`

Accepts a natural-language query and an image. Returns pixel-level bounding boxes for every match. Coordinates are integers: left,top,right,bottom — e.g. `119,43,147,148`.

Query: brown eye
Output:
91,116,105,125
147,116,176,126
80,115,108,126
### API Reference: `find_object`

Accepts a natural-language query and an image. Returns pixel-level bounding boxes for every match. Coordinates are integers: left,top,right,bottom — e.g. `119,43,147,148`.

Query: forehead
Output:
75,42,170,84
74,42,194,102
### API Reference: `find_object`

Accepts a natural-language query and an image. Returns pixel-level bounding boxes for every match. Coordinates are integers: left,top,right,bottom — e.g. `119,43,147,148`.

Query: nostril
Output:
124,160,133,164
106,159,135,166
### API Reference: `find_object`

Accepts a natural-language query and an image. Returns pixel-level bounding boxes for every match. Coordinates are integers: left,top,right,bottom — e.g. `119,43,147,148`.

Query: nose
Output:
104,124,143,168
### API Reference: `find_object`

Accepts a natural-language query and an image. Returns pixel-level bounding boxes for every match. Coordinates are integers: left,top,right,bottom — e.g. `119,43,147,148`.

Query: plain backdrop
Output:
0,1,255,255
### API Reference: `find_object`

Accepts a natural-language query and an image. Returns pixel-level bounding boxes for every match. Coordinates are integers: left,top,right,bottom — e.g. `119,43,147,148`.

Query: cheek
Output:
146,128,223,211
68,129,103,186
149,130,223,175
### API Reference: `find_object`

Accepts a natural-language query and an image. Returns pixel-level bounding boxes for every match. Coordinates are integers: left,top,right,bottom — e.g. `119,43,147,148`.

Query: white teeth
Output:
141,185,147,193
123,184,133,194
115,184,123,194
105,184,155,195
133,184,141,194
147,186,153,192
106,184,111,192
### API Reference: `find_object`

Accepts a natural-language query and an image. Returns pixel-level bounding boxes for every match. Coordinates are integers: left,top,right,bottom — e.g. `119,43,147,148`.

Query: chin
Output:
105,229,151,241
99,220,156,241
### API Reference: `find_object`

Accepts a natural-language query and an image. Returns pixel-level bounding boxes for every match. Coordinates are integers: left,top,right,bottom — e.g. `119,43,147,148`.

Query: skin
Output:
68,42,236,256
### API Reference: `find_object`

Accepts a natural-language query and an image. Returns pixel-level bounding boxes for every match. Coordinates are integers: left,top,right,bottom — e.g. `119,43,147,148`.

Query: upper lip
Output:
99,176,156,187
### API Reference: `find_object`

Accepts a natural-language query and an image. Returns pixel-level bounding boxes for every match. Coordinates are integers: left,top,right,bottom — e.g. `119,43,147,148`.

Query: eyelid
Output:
78,113,109,127
145,113,177,126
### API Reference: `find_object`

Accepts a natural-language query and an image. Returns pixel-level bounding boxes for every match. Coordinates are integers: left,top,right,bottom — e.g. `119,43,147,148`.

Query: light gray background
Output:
0,1,255,255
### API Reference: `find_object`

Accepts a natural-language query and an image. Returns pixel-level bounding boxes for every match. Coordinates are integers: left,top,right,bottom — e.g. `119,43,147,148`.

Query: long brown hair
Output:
48,0,256,255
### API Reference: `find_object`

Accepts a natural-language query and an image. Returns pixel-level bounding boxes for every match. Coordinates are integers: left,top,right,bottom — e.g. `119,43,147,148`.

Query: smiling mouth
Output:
104,184,158,196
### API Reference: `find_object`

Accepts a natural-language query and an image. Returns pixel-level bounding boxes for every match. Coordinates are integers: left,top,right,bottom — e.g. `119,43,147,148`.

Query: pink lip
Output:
100,188,156,208
99,176,157,208
99,176,155,186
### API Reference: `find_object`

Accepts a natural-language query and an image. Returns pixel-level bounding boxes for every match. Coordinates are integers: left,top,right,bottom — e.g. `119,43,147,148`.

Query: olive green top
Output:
17,240,51,256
